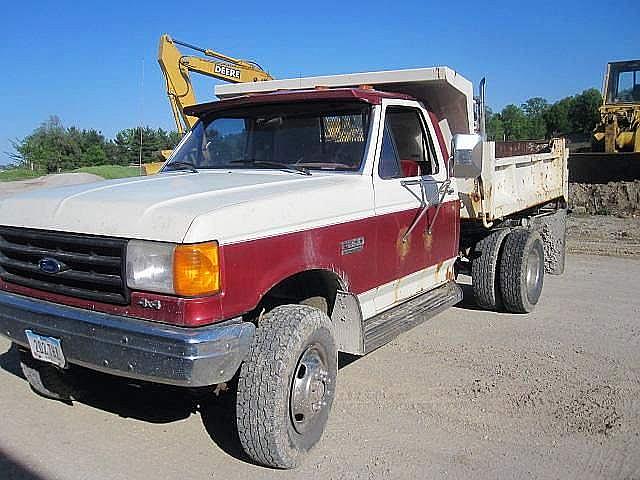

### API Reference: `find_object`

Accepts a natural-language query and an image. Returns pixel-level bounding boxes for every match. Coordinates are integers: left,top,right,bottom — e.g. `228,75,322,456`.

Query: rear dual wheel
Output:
472,228,545,313
472,228,511,310
499,229,545,313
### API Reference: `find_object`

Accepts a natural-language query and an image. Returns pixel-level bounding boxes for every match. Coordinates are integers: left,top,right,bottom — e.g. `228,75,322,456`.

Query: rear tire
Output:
472,228,511,310
19,348,83,401
499,229,545,313
236,305,337,469
532,208,567,275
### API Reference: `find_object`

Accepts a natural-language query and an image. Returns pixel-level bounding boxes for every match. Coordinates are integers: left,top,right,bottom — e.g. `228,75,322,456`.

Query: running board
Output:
363,281,462,354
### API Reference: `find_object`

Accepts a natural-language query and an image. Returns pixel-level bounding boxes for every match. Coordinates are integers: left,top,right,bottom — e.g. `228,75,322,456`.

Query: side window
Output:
384,108,439,177
378,122,401,179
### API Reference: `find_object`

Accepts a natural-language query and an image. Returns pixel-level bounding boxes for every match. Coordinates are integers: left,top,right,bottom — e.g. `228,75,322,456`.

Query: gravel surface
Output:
568,215,640,257
0,173,103,199
1,254,639,479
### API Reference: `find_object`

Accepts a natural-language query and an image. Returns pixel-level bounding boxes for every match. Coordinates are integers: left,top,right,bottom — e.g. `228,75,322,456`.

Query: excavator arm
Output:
158,34,273,135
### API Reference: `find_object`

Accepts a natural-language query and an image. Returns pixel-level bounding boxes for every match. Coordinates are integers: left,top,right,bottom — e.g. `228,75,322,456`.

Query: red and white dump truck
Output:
0,67,567,468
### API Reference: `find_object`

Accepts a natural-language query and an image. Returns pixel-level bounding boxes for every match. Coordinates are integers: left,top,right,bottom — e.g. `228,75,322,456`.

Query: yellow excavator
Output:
158,34,273,136
593,60,640,153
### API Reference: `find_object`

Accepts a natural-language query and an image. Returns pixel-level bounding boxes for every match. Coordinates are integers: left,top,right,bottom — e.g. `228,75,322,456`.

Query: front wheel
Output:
236,305,337,469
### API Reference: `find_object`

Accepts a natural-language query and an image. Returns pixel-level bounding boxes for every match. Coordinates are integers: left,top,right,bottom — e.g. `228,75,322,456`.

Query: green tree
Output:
11,116,80,173
486,109,505,141
500,105,529,140
569,88,602,135
521,97,549,139
544,97,573,137
113,127,182,165
11,117,182,172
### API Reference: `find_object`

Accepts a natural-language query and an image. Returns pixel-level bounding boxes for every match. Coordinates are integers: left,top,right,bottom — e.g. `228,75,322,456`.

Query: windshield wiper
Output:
164,161,199,173
230,159,311,176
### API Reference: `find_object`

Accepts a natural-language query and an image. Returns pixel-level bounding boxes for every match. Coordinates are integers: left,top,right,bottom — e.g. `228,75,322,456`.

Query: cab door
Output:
372,101,458,314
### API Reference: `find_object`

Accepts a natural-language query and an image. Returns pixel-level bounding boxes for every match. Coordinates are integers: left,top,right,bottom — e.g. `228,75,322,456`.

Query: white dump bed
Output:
457,139,569,223
216,67,475,135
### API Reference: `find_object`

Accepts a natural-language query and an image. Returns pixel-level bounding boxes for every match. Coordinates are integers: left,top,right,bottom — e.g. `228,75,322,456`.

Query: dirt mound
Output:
569,181,640,216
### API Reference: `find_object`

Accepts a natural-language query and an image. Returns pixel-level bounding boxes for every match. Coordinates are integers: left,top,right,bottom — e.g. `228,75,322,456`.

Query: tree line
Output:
486,88,602,141
10,116,181,173
9,87,603,173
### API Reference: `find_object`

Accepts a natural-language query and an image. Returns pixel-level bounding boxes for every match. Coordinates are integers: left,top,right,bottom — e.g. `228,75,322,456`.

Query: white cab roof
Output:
215,67,475,134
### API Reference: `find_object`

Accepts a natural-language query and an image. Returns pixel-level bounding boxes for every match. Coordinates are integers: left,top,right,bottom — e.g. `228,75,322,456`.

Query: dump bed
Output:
457,139,569,223
216,67,475,136
216,68,569,224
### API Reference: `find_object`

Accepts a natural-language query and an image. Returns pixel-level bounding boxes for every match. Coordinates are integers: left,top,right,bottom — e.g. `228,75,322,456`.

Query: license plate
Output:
25,330,66,368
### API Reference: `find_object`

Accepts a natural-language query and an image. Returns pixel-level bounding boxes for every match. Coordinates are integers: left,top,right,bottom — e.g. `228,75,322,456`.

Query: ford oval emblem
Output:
38,257,66,274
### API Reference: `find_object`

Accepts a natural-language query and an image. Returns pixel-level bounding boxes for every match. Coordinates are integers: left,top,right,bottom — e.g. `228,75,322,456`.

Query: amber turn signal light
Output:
173,242,221,296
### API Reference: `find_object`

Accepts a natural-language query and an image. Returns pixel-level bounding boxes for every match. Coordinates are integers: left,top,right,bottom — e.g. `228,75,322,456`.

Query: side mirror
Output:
451,134,483,178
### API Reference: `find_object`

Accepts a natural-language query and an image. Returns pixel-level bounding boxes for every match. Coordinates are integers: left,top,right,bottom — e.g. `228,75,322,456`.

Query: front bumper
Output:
0,290,255,387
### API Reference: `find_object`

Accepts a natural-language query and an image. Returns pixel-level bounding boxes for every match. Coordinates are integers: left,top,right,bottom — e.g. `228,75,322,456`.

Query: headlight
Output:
126,240,221,297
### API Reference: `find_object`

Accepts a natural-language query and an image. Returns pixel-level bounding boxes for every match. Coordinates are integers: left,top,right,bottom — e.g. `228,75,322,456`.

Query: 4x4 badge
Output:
137,298,162,310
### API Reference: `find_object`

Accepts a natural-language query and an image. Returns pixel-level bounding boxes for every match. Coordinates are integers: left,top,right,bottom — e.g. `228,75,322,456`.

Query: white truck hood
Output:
0,171,374,244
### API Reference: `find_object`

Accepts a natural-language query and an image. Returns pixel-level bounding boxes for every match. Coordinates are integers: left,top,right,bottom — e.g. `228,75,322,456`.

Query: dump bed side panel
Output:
458,138,568,222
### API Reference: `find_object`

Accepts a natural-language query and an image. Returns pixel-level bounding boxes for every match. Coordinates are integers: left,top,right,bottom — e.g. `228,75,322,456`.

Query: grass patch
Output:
0,168,43,182
73,165,143,179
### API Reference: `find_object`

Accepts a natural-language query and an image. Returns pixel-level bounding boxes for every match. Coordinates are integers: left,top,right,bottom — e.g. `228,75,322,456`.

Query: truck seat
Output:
400,159,421,177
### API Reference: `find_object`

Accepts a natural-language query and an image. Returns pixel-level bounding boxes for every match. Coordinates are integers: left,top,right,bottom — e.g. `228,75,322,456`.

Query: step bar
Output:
362,281,462,354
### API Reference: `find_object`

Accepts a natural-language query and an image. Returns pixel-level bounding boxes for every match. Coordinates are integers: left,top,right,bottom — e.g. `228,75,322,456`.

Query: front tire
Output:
236,305,337,469
499,229,545,313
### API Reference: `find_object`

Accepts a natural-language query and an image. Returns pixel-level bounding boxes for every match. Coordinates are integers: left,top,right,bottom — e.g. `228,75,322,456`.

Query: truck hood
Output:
0,171,374,244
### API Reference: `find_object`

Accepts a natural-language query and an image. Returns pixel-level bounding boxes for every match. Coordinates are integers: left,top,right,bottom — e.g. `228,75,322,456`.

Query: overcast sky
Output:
1,0,638,164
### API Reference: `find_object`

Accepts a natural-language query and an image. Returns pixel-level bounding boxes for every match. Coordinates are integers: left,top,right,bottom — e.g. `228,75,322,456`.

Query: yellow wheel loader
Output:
593,60,640,153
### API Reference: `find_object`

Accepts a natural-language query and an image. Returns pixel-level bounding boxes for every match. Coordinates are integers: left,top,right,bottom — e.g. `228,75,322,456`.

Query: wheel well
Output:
248,269,344,320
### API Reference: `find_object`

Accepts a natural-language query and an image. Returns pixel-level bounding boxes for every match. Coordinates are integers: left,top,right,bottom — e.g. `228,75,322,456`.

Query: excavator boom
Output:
158,34,273,136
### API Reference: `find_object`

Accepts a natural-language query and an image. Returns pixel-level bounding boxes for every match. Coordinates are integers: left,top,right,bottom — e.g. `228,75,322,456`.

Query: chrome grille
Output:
0,226,129,305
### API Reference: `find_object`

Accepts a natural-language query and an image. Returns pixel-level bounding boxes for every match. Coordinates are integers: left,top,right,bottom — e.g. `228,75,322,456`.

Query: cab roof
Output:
183,88,413,118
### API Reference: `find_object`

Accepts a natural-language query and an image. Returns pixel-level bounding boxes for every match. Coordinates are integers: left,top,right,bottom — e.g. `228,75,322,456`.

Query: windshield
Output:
164,101,371,172
607,65,640,104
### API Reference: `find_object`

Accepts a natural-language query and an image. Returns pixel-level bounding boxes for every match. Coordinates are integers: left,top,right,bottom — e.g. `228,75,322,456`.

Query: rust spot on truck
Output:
446,266,455,281
423,231,433,250
396,231,410,258
470,191,482,214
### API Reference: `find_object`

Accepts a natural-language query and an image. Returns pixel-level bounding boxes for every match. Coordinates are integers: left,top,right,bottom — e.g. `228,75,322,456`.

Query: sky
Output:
0,0,638,165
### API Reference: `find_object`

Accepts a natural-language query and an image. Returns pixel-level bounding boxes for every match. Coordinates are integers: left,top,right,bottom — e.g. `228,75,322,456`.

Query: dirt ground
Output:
1,253,639,480
567,215,640,257
1,177,639,479
0,173,102,199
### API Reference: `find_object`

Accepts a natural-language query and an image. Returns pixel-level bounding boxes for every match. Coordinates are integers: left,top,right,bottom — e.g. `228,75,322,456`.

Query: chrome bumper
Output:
0,290,255,387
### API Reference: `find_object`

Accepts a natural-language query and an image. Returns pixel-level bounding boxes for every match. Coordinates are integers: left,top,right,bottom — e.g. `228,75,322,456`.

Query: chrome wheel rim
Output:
526,247,542,295
290,344,330,435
